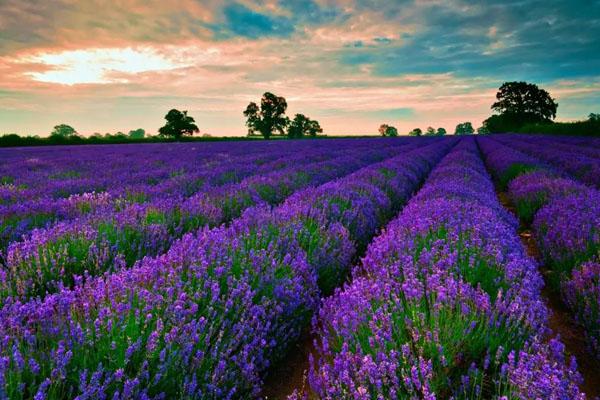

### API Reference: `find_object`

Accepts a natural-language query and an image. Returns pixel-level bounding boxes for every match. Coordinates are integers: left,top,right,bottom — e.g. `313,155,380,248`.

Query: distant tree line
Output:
400,124,473,137
4,82,598,146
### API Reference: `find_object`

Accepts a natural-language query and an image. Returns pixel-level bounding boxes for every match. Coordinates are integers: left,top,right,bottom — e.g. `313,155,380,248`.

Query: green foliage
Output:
492,81,557,122
513,195,545,225
454,122,474,135
498,163,539,189
0,175,14,185
477,125,490,134
378,124,398,137
128,128,146,139
408,127,422,136
50,124,77,138
158,109,199,139
243,92,289,139
48,170,81,180
288,114,323,138
0,133,282,148
483,81,558,133
517,116,600,137
425,127,449,136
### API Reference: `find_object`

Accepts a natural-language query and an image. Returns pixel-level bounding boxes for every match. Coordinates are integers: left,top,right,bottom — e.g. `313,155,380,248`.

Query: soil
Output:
261,330,315,399
497,192,600,399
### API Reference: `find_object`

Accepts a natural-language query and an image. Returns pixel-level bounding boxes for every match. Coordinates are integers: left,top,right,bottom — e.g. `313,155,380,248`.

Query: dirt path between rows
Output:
261,330,315,399
497,192,600,399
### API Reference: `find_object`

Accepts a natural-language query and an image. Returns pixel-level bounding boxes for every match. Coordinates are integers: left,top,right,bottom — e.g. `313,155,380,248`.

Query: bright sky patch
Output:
21,48,186,85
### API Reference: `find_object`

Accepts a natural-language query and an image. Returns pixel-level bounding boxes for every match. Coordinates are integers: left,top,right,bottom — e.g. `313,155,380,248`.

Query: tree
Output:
288,114,323,138
491,81,558,129
436,127,447,136
477,125,490,134
306,119,323,137
128,128,145,139
454,122,474,135
589,113,600,122
244,92,289,139
425,126,436,136
50,124,77,138
158,109,199,139
408,128,422,136
378,124,398,137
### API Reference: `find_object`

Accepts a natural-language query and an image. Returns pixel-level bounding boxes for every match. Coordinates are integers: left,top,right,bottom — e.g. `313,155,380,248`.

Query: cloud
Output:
0,0,599,136
218,2,295,39
338,0,600,81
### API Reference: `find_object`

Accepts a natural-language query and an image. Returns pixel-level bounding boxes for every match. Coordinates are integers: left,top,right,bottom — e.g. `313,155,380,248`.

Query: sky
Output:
1,0,599,137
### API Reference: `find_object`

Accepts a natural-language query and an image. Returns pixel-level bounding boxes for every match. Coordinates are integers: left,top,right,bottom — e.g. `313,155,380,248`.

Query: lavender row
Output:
505,134,600,160
0,139,454,399
302,138,584,399
0,141,413,303
478,136,600,359
0,144,294,248
492,135,600,187
1,139,403,249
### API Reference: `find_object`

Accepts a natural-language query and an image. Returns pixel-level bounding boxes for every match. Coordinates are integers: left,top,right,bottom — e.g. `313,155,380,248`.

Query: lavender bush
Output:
562,261,600,357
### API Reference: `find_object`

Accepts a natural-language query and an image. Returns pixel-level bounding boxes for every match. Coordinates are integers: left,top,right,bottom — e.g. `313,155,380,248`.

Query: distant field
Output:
0,135,598,399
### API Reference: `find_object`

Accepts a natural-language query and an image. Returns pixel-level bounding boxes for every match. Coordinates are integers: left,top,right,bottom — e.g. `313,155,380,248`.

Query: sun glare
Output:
21,47,185,85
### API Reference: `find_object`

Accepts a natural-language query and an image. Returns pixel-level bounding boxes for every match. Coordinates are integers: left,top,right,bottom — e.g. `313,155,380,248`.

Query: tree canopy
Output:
454,122,474,135
477,125,490,134
128,128,146,139
492,81,557,121
378,124,398,137
244,92,289,139
436,127,447,136
288,114,323,138
50,124,77,138
158,109,199,139
484,81,558,132
408,128,422,136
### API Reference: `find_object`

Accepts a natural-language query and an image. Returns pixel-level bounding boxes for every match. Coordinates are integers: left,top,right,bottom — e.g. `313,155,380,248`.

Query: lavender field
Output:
0,136,599,399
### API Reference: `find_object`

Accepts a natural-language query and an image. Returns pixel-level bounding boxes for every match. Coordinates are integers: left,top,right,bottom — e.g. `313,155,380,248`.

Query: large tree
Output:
424,126,436,136
288,114,323,138
50,124,77,138
158,109,199,139
378,124,398,137
436,127,447,136
244,92,289,139
454,122,474,135
486,81,558,132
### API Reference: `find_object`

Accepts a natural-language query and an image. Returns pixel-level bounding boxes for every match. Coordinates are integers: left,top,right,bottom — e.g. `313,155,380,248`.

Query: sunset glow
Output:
21,48,187,85
0,0,599,136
